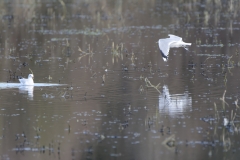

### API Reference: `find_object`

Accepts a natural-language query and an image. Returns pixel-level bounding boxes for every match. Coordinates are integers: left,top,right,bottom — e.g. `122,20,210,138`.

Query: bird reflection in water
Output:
159,85,192,115
19,86,34,100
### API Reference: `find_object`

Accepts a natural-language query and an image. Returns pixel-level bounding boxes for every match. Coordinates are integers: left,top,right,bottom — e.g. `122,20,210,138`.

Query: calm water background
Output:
0,0,240,159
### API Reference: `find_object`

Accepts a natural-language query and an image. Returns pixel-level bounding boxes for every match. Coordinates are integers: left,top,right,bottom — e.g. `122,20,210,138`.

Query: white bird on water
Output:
19,74,34,86
158,34,191,61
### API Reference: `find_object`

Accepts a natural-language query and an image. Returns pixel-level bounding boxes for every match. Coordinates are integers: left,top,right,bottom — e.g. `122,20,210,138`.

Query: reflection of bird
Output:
19,86,34,100
159,85,192,115
158,34,191,61
19,74,34,86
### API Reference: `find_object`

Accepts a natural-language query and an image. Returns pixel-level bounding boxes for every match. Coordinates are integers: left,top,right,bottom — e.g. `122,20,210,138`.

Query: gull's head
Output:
28,74,34,79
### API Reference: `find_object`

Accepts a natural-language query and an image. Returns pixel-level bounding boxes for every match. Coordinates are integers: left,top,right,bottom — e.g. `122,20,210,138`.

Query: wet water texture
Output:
1,0,240,160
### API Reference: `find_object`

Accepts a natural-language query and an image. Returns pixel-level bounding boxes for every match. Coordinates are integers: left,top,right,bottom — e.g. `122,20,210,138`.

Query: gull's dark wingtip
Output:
160,50,168,61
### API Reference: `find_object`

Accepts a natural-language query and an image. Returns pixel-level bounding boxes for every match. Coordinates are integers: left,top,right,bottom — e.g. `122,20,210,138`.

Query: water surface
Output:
0,0,240,160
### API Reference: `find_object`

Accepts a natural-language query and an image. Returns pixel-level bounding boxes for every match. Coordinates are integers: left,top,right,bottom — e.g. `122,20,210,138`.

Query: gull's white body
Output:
158,34,191,61
19,74,34,86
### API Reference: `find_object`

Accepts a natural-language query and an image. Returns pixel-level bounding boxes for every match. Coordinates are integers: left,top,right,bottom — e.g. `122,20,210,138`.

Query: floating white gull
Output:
0,81,66,100
19,74,34,86
0,83,65,89
158,34,191,61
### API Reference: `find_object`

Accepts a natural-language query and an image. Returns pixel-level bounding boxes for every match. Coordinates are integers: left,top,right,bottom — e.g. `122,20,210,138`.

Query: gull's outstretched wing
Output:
158,38,179,61
168,34,182,41
158,34,191,61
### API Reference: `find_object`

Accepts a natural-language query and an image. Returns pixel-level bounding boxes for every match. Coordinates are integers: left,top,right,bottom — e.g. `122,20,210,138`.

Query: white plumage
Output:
19,74,34,86
158,34,191,61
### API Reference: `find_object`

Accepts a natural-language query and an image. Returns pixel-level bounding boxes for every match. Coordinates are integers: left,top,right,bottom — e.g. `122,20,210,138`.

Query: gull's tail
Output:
183,42,191,46
19,79,24,85
183,42,191,51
